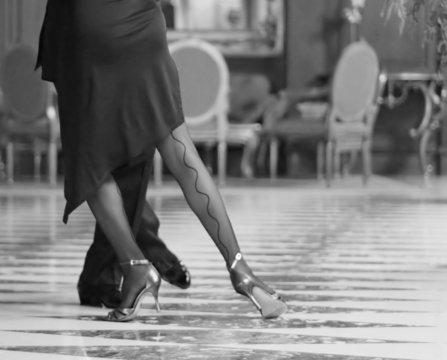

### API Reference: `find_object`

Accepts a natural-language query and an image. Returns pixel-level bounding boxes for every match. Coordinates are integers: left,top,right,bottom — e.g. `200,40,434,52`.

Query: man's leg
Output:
78,150,190,307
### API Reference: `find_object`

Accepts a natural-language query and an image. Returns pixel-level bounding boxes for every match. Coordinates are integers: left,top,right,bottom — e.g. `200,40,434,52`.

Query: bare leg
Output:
157,124,287,318
241,134,260,179
87,175,160,315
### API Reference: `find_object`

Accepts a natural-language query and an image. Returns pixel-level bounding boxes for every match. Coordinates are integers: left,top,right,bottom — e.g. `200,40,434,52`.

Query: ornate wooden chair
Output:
0,44,59,184
153,38,261,185
263,40,385,185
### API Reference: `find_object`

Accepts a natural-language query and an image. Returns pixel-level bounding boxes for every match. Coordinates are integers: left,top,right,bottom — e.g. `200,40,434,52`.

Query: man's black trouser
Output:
78,148,178,287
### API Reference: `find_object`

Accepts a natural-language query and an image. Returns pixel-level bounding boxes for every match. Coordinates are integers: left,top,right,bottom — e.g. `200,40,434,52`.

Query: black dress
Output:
37,0,184,222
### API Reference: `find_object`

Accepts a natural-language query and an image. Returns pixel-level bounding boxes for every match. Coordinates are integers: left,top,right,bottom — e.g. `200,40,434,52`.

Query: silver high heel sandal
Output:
229,253,288,319
106,259,161,322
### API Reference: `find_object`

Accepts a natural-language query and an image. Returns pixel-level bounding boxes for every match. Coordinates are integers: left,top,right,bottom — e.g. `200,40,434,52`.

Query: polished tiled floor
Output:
0,176,446,360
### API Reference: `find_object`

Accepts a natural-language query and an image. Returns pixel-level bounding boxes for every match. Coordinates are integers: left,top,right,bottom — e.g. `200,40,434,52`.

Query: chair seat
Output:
262,117,370,141
330,121,370,139
188,123,261,144
5,117,51,140
262,118,327,140
187,129,219,144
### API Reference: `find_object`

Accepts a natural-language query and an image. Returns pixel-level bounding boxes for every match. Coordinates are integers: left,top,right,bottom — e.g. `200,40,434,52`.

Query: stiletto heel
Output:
106,259,161,322
229,253,287,319
153,292,161,312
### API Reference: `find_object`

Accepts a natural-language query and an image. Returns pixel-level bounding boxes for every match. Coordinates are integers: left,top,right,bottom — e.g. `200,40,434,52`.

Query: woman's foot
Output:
78,259,191,309
229,253,287,319
106,260,161,322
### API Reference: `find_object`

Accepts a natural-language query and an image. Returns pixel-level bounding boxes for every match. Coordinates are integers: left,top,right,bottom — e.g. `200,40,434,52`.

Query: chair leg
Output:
269,138,279,180
34,154,42,182
0,151,5,181
256,140,267,174
325,141,333,187
154,150,163,186
333,147,341,179
317,142,324,180
217,141,227,186
33,145,42,183
6,142,14,184
48,142,58,185
362,140,372,185
345,150,358,176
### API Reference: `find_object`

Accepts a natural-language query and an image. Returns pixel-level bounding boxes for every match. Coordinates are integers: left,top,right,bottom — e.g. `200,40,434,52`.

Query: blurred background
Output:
0,0,444,184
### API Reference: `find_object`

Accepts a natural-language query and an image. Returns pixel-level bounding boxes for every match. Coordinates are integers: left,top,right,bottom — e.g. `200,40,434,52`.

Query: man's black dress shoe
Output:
153,259,191,290
77,282,121,308
78,260,191,308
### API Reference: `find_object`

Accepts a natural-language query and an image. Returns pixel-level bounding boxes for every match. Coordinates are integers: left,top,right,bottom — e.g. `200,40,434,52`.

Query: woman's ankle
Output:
228,253,251,273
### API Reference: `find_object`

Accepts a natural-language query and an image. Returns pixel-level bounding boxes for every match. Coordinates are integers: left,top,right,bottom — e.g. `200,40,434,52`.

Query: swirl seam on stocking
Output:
170,132,229,260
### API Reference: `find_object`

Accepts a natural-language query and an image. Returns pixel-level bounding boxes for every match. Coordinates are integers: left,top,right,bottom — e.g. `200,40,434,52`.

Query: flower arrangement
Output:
385,0,447,140
384,0,447,65
344,0,367,24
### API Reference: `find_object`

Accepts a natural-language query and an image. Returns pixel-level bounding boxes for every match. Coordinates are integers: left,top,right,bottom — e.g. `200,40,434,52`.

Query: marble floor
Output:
0,176,446,360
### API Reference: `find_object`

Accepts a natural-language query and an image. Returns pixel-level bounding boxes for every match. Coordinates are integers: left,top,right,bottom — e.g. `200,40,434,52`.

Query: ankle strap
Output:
120,259,150,266
230,253,243,270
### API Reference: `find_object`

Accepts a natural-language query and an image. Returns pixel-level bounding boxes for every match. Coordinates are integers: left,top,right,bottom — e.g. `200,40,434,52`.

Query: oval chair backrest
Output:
0,44,49,121
169,39,229,127
331,40,379,122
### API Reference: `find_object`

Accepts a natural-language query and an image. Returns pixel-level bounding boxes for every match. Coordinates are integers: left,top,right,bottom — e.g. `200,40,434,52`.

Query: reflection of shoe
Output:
229,253,288,319
153,259,191,289
77,281,121,309
106,259,161,322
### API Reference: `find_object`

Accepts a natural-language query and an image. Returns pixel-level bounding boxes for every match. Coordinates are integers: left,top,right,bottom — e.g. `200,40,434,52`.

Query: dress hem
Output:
61,119,185,224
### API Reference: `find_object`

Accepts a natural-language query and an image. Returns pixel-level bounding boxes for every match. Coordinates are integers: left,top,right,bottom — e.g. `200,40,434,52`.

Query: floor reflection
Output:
0,177,446,360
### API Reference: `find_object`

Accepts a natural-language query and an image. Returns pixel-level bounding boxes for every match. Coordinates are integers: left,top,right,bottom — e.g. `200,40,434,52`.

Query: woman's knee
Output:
157,126,199,166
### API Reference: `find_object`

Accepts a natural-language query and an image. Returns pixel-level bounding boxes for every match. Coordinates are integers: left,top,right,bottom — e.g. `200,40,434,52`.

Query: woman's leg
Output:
87,175,160,313
157,124,239,266
157,124,287,318
87,176,144,262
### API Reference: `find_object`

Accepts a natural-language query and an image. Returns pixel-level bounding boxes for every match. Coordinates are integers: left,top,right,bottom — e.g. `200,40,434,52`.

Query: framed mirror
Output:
163,0,285,56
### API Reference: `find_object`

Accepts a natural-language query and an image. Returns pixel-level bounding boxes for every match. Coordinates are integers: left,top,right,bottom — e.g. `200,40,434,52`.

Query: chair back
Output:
0,44,49,122
169,38,229,135
331,40,380,124
229,73,271,123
